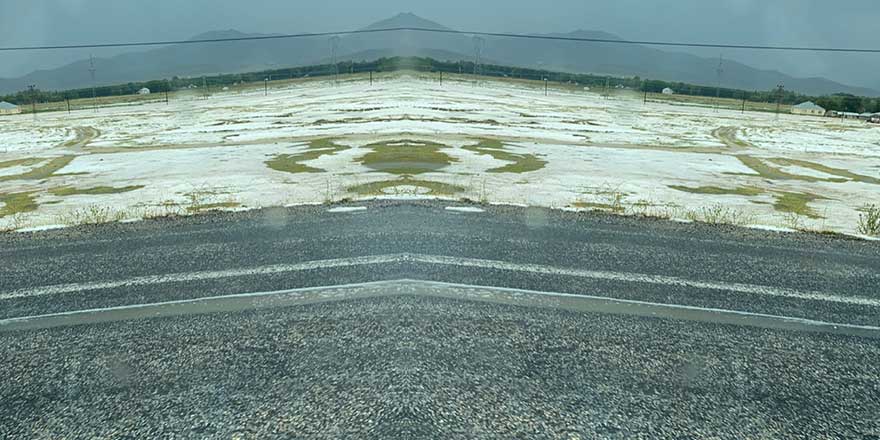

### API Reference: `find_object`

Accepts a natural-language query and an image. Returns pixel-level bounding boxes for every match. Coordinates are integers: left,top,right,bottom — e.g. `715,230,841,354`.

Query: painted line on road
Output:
327,207,368,213
1,279,877,338
0,254,405,300
2,253,877,308
445,206,485,213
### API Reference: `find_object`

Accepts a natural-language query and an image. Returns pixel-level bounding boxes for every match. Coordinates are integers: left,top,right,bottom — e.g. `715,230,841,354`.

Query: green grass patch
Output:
767,158,880,185
0,158,44,170
0,155,76,182
358,140,456,176
49,185,144,197
731,155,847,183
772,191,826,218
572,201,625,213
266,139,349,174
0,192,38,218
347,178,464,196
462,139,547,173
669,185,763,197
187,202,241,213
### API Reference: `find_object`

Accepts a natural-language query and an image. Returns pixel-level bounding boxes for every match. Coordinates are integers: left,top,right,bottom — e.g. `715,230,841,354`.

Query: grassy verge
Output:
462,139,547,173
0,155,77,182
731,155,847,183
669,185,763,196
49,185,144,197
0,192,38,218
266,139,349,174
347,178,464,196
767,158,880,185
358,140,456,176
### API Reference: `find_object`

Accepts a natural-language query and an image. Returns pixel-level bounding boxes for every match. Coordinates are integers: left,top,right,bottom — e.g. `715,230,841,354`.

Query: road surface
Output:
1,201,878,439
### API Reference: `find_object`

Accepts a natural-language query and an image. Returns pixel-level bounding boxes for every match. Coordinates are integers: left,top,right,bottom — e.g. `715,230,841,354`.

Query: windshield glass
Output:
1,2,878,439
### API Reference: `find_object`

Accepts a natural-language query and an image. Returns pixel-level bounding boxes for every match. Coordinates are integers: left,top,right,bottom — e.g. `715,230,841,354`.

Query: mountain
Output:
1,13,877,97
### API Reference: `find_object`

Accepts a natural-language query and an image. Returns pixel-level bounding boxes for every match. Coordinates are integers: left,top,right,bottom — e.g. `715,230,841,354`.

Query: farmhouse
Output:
661,87,675,95
791,101,825,116
0,101,20,115
138,88,151,95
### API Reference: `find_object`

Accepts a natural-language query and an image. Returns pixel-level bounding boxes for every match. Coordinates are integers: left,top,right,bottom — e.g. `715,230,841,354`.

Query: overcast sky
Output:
2,0,879,89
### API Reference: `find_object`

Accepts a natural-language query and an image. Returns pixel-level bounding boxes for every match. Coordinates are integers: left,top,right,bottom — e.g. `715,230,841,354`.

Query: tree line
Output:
3,56,879,114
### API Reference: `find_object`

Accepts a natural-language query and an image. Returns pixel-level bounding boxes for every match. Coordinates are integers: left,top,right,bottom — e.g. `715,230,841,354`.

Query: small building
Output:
839,111,861,119
859,112,873,120
661,87,675,95
0,101,21,115
137,88,151,95
791,101,825,116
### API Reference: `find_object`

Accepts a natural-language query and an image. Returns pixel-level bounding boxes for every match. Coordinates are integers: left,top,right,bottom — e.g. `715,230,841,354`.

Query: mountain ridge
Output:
1,13,876,97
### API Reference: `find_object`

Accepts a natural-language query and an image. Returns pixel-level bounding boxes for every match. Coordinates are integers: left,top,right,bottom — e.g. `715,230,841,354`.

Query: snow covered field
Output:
1,73,879,235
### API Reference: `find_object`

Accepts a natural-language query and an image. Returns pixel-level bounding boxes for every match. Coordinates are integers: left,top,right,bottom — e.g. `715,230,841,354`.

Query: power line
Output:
1,27,879,54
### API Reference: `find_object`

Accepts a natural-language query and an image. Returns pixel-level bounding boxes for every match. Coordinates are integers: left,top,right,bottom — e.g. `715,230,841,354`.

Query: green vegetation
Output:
767,158,880,185
462,139,547,173
0,155,76,182
187,202,241,213
0,192,38,218
266,139,349,174
857,204,880,236
712,127,752,149
669,185,763,196
685,205,755,226
732,155,847,183
0,158,44,170
10,54,877,115
772,191,826,218
571,201,625,213
347,178,464,196
358,140,456,176
49,185,144,197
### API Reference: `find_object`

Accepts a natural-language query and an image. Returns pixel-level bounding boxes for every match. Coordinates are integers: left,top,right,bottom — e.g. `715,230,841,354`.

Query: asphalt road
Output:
1,200,879,439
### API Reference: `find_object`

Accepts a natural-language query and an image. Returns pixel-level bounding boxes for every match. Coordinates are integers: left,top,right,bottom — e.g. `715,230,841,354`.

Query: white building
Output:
661,87,674,95
0,101,20,115
137,88,151,95
791,101,826,116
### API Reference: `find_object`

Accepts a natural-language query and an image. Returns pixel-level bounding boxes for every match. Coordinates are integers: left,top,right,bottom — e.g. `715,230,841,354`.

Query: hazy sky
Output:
2,0,879,88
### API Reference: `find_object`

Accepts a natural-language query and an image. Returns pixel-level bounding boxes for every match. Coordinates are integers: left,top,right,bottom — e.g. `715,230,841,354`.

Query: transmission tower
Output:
89,55,98,112
472,36,484,84
714,55,724,111
28,84,37,121
330,36,340,86
775,83,785,119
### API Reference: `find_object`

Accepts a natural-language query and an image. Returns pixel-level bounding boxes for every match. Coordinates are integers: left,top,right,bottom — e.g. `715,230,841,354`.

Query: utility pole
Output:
88,55,98,112
370,71,373,86
28,85,37,121
775,83,785,119
264,78,269,96
544,77,548,96
439,70,443,86
165,79,170,104
714,55,724,111
66,97,71,114
741,93,746,114
330,36,340,86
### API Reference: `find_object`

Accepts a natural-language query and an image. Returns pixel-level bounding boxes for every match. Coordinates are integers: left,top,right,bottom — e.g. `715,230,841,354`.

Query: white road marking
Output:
445,206,485,213
0,254,404,300
2,279,877,336
2,253,877,308
327,207,368,213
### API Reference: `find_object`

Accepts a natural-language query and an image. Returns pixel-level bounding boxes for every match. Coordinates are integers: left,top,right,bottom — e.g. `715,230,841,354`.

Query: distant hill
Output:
1,13,876,97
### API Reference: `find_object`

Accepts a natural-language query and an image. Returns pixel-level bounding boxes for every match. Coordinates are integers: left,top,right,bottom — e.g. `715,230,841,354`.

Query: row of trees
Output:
3,56,879,114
